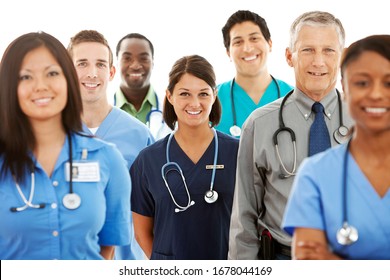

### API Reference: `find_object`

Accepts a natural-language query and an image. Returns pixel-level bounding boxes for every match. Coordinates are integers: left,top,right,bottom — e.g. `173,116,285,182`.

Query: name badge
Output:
206,164,224,170
65,162,100,182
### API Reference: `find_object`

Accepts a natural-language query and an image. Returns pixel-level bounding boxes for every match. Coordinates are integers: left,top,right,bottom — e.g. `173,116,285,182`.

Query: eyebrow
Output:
76,58,108,63
20,64,60,72
121,51,150,57
178,87,211,91
232,31,262,40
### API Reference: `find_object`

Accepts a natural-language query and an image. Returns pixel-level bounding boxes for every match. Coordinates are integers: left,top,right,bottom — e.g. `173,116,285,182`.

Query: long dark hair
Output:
0,32,83,181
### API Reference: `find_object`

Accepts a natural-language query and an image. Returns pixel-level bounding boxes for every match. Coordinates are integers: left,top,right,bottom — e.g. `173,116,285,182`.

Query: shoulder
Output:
216,131,239,157
216,130,239,146
111,107,152,134
136,135,167,158
112,107,146,127
274,78,294,91
246,97,283,125
73,132,118,154
300,144,346,173
217,80,232,96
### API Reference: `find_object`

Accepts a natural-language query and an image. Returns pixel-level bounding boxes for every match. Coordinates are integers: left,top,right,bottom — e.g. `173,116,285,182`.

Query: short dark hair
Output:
0,32,83,180
163,55,221,130
222,10,271,50
68,30,114,67
340,34,390,78
116,33,154,58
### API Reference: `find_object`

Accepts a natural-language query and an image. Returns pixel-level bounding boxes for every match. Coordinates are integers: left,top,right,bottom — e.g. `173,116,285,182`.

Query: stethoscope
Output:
145,93,163,125
161,128,219,213
336,139,359,245
10,133,81,212
274,89,350,179
114,91,163,127
229,75,281,137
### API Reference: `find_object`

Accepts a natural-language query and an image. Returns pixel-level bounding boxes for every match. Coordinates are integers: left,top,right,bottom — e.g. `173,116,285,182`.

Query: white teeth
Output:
187,110,201,115
309,72,325,76
365,107,387,114
130,74,142,77
33,97,51,105
243,55,257,61
84,83,98,88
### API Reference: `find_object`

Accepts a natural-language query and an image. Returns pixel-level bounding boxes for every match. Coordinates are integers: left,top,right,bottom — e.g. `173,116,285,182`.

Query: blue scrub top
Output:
283,144,390,260
83,107,154,260
0,133,131,260
131,131,239,259
83,107,154,170
215,78,293,137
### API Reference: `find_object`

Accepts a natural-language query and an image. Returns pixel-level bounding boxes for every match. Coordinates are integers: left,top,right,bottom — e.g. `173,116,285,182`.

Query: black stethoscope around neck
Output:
10,133,81,212
229,75,281,137
274,89,350,179
337,139,359,245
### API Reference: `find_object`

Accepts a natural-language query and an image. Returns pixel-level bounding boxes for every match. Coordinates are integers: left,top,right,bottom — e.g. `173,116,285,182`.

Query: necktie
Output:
309,102,331,156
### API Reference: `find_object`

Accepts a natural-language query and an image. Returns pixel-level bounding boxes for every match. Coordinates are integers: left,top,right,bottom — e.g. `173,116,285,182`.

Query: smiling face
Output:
71,41,115,104
166,73,216,129
227,21,272,78
117,38,153,91
343,51,390,135
286,25,342,101
17,46,67,124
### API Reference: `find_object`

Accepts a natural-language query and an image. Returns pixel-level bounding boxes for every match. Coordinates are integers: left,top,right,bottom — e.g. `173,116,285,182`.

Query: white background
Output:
2,260,390,279
1,0,388,101
0,0,389,274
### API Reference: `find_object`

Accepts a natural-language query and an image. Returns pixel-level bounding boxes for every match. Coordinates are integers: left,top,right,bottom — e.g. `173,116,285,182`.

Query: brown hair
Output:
163,55,221,130
68,30,114,67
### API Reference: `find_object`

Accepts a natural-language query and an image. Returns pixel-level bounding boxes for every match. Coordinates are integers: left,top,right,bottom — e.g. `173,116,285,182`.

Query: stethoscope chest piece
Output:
334,125,350,144
229,125,241,137
337,222,358,245
204,190,218,203
63,193,81,210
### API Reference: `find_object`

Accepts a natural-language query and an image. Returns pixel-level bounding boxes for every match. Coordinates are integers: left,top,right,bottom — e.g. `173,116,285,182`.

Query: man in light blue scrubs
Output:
68,30,154,260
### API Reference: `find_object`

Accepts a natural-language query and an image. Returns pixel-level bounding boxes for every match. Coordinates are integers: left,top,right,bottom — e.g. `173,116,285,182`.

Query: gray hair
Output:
289,11,345,51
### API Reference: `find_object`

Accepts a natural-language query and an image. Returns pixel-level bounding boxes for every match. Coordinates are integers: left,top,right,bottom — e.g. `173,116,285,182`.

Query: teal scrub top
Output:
215,78,293,137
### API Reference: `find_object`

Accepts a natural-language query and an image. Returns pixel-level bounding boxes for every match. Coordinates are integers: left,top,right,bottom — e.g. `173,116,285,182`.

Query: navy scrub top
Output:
131,131,239,260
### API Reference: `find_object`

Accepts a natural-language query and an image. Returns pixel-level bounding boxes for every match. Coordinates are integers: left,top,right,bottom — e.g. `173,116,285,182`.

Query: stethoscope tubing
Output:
161,128,219,212
230,75,281,128
336,139,358,246
10,132,76,212
114,91,163,126
274,89,348,178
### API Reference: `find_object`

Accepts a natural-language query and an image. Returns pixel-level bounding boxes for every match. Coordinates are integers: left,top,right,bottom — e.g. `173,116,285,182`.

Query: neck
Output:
31,119,66,154
175,124,214,143
174,124,215,164
235,71,272,103
121,85,150,111
351,130,390,158
82,100,112,128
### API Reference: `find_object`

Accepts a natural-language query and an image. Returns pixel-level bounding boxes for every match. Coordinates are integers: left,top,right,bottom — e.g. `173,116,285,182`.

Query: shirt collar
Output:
115,85,157,109
145,85,157,109
293,88,339,121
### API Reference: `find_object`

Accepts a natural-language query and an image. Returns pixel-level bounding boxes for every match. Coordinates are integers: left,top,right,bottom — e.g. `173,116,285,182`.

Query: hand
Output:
294,241,342,260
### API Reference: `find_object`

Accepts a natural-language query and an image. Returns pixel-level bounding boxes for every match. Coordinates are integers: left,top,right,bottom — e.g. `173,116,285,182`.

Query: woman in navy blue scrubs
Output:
131,55,239,259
